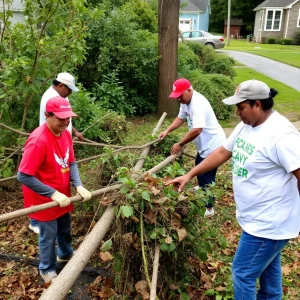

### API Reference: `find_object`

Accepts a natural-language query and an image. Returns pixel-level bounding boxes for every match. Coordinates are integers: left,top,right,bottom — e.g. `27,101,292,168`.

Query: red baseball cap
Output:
46,96,78,119
169,78,191,98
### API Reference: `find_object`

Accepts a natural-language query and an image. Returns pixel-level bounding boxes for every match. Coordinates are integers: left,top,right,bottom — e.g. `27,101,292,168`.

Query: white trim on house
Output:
297,8,300,27
285,8,291,38
286,0,300,9
264,8,283,31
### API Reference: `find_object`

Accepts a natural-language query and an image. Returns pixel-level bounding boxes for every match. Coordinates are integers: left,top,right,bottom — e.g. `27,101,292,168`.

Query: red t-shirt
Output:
19,123,75,221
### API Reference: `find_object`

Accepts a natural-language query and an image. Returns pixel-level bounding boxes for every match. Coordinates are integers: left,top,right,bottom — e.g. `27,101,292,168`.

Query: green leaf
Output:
168,242,176,252
180,292,190,300
204,289,215,296
101,239,113,252
142,191,151,201
150,232,157,239
120,205,133,218
216,295,222,300
118,177,129,184
160,243,169,252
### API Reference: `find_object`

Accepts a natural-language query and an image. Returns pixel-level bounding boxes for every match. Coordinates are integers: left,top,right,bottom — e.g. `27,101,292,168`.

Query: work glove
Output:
51,191,70,207
76,186,92,202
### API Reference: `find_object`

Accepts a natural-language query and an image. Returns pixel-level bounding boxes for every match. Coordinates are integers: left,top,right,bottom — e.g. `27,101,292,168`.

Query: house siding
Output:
253,0,300,42
287,1,300,39
179,11,209,31
0,0,25,25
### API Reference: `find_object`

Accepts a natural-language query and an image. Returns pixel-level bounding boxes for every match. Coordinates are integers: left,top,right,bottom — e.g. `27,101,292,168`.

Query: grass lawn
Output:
233,67,300,122
224,39,300,68
218,65,300,128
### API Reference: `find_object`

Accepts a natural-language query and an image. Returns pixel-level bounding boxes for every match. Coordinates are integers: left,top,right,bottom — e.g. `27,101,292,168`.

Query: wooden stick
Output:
0,138,162,183
150,245,161,300
0,122,29,136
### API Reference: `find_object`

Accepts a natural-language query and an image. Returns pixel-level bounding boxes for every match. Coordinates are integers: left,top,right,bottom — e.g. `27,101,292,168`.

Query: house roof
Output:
224,18,243,26
180,0,210,13
254,0,299,11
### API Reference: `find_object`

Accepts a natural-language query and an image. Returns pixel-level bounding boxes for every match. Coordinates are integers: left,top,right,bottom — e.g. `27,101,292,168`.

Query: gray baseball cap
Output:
222,79,270,105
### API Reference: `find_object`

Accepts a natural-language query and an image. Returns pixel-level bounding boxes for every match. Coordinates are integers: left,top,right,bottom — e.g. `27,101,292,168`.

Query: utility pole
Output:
226,0,231,46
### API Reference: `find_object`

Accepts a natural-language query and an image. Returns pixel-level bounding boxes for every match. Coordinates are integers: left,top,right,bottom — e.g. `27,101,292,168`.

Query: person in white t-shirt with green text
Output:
166,79,300,299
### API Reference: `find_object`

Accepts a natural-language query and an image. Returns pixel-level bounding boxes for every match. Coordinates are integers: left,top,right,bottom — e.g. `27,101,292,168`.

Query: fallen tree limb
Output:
39,113,168,300
150,245,160,300
0,138,162,183
0,122,29,136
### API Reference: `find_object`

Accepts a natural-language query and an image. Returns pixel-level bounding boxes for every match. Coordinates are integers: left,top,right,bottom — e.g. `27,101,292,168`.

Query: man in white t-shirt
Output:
159,78,226,217
29,72,84,235
39,72,83,139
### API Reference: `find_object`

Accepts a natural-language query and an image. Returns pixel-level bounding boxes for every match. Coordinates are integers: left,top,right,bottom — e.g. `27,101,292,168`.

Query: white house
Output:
0,0,25,29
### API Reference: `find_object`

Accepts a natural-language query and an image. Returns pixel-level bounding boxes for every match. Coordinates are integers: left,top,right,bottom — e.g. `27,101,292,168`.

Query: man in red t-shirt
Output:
17,96,92,283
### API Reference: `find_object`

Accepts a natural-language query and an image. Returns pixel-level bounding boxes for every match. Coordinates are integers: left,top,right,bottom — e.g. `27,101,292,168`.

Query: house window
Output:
265,9,282,31
297,9,300,27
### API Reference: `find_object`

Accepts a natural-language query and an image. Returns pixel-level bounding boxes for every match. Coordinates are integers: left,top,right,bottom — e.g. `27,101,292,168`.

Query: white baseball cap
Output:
222,79,270,105
56,72,79,92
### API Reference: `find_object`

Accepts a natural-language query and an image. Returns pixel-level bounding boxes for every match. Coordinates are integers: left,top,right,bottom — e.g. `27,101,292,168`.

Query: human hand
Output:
158,130,169,140
51,191,70,207
74,131,84,141
165,174,191,192
171,143,182,155
76,186,92,202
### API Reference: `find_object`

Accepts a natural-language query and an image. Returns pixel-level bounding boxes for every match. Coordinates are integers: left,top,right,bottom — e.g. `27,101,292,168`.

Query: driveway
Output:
218,50,300,92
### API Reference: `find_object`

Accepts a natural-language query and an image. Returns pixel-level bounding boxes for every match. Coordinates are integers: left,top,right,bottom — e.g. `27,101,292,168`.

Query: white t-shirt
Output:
178,90,226,157
224,111,300,239
39,86,72,134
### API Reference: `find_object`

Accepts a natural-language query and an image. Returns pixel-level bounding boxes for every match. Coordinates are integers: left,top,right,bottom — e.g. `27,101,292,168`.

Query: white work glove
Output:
76,186,92,202
51,191,70,207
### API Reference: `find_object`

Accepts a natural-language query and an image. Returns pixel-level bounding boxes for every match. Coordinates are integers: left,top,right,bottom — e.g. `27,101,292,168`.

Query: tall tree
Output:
157,0,180,117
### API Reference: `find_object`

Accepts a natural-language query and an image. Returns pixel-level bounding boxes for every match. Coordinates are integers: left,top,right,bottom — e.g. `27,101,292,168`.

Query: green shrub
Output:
77,0,158,116
178,43,201,76
184,42,235,79
293,32,300,45
267,37,276,44
280,38,292,45
261,37,266,44
92,72,135,116
189,70,235,120
71,85,128,156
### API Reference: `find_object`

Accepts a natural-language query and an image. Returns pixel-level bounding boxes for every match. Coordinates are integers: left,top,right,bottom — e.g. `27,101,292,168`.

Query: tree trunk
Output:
157,0,180,118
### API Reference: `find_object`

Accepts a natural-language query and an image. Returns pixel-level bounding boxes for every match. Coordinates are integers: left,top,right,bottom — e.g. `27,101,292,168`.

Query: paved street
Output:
218,50,300,92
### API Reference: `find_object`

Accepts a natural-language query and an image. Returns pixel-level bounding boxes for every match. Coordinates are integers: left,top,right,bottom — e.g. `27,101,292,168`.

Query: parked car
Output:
179,30,225,49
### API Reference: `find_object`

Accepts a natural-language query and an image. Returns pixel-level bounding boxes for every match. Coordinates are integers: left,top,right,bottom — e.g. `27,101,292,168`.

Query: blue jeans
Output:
30,218,39,227
195,153,217,208
232,231,289,300
39,213,73,273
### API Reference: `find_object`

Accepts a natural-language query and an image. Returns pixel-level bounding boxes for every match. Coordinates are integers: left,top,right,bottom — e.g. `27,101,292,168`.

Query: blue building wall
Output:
180,10,209,31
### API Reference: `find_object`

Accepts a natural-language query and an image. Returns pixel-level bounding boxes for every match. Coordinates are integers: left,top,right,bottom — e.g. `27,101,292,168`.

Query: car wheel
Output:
205,43,215,49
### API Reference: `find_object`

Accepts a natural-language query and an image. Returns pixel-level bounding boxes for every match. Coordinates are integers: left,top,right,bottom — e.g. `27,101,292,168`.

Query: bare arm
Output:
72,126,84,140
159,117,185,139
166,146,232,191
171,128,202,154
292,168,300,194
